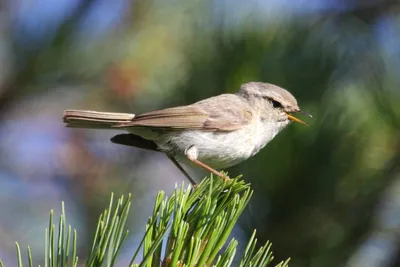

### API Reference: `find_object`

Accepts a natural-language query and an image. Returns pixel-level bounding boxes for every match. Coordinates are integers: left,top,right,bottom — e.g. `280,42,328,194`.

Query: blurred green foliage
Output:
0,0,399,267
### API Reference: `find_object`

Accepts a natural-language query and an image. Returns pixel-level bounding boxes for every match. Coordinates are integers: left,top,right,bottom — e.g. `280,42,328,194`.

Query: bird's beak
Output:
286,111,312,126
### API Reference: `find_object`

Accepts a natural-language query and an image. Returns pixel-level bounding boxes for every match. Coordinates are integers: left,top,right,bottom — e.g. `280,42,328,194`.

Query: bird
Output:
63,82,311,185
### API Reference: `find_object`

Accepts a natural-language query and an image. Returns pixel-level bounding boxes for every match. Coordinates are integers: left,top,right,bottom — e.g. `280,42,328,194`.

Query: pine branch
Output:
1,175,289,267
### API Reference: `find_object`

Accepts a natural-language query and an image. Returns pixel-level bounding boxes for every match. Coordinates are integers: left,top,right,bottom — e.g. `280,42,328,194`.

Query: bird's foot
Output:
185,145,231,183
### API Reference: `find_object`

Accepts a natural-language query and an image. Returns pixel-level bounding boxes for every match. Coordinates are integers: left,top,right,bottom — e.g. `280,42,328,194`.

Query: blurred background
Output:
0,0,399,266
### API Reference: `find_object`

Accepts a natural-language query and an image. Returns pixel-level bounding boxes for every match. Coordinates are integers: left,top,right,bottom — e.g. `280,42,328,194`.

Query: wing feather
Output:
114,94,253,131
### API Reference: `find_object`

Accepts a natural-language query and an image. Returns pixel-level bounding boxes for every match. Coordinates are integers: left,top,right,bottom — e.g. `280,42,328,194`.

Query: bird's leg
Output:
185,145,230,182
166,154,198,187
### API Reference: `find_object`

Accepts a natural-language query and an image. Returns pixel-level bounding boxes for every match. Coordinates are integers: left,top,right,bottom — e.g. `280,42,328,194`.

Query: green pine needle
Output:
27,246,33,267
15,242,22,267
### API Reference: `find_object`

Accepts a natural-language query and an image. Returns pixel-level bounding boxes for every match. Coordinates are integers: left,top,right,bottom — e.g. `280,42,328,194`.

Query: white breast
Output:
155,118,289,169
249,119,288,156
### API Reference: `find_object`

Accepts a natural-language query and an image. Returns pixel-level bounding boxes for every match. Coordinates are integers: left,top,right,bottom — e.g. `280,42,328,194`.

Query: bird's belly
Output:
156,122,285,169
160,130,253,169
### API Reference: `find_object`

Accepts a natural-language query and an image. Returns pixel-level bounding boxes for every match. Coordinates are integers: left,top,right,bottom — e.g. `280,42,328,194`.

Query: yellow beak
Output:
286,113,308,126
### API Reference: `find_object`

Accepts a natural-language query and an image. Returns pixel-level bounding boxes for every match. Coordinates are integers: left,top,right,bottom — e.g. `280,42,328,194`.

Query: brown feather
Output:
63,110,135,128
114,94,253,131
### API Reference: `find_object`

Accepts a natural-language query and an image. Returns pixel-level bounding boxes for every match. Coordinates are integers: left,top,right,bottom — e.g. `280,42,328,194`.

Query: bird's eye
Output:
271,100,282,108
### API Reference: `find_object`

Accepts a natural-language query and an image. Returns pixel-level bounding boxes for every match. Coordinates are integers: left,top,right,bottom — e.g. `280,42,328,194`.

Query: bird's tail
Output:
63,109,135,129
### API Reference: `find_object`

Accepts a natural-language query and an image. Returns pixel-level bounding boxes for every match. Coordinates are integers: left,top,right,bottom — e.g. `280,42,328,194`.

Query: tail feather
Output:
63,110,135,129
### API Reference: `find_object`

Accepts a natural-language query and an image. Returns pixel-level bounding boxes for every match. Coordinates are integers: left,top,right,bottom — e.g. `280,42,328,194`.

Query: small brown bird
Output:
63,82,311,185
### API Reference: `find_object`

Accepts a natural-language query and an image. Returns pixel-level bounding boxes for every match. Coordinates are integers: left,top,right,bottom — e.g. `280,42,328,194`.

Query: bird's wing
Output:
114,95,253,131
111,134,160,151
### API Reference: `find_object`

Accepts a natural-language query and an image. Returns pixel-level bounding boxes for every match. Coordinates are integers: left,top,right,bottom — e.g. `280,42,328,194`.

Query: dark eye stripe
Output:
261,95,283,108
271,100,282,108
